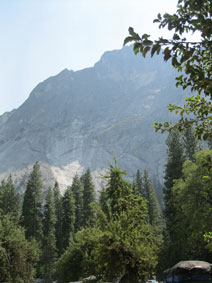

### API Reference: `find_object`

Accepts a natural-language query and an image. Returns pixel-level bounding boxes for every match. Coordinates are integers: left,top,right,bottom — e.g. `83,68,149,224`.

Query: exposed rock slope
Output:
0,46,187,192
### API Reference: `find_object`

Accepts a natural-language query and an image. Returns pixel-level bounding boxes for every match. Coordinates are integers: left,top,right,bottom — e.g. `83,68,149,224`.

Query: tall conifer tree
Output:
21,162,43,243
97,161,159,282
143,170,163,231
105,159,132,215
0,175,20,221
42,187,57,283
71,174,84,232
163,130,185,264
62,186,75,251
135,169,145,198
53,181,63,256
0,180,5,215
183,125,200,161
164,130,184,229
99,187,110,218
81,169,96,227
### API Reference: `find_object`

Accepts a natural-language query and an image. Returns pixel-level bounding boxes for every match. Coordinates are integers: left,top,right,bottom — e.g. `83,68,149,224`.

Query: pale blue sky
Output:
0,0,178,115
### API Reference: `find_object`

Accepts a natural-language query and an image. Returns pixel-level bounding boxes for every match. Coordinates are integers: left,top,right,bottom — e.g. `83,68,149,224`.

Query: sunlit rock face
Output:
0,46,187,193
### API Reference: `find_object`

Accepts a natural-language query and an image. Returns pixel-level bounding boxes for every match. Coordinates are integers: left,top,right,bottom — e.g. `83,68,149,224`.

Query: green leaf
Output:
142,34,150,40
156,45,161,55
172,56,180,67
157,13,162,20
203,176,209,179
164,121,170,128
163,47,172,61
128,27,135,36
133,42,141,55
153,19,160,23
151,44,160,57
134,48,139,55
128,27,140,40
180,53,191,63
123,36,134,46
143,40,153,46
142,46,151,57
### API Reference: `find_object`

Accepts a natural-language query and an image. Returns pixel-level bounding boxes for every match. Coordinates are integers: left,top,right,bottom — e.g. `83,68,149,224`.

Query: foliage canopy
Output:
124,0,212,140
0,214,39,283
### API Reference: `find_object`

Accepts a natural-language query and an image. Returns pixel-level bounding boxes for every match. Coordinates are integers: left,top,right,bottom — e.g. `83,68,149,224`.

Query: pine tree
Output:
99,186,110,218
42,187,57,283
0,180,5,215
143,170,163,231
105,159,131,215
81,169,96,227
0,175,20,221
71,174,84,232
53,181,63,256
135,169,145,198
152,177,164,209
62,186,76,251
164,130,184,229
131,179,139,195
163,130,185,265
97,161,159,282
21,162,43,243
183,125,200,161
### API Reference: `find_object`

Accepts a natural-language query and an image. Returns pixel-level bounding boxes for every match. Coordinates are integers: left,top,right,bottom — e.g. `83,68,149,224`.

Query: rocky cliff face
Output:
0,46,187,193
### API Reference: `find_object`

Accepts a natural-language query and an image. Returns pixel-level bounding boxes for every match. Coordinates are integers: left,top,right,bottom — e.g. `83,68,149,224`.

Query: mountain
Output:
0,46,188,193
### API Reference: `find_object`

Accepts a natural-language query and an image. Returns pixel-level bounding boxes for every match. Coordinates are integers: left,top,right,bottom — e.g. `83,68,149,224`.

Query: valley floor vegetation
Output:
0,160,163,283
1,130,212,282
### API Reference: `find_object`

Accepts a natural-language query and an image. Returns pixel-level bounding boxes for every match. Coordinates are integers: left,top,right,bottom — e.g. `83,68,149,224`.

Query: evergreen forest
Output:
1,135,212,282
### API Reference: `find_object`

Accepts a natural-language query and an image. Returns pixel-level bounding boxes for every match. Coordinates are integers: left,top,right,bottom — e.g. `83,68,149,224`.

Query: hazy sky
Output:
0,0,178,115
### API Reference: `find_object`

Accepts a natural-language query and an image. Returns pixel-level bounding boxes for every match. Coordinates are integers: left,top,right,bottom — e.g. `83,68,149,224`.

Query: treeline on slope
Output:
0,161,163,283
